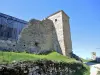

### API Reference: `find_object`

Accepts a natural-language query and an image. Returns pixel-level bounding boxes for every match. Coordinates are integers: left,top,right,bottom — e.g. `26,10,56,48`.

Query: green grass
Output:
0,51,76,63
81,58,92,62
0,51,90,75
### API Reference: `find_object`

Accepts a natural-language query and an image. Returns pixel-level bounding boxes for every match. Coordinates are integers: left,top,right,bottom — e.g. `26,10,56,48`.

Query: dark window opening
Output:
35,42,39,47
55,19,57,22
24,45,25,46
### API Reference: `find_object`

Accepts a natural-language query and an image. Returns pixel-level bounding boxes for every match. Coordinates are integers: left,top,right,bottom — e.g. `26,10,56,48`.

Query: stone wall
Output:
14,10,72,55
0,40,16,51
0,10,72,56
16,19,61,54
0,60,89,75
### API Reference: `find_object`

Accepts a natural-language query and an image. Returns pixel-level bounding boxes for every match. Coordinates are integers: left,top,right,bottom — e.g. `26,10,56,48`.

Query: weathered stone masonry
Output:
16,19,55,53
16,10,72,56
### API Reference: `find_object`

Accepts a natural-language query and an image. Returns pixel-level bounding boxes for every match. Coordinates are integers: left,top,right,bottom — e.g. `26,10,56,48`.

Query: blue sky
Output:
0,0,100,59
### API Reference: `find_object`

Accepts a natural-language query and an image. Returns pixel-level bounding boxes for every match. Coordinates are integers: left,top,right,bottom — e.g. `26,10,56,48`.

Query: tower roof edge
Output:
46,10,70,18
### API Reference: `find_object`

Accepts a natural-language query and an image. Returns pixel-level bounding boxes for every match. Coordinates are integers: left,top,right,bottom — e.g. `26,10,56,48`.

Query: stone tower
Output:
91,52,96,60
47,10,72,56
16,10,72,56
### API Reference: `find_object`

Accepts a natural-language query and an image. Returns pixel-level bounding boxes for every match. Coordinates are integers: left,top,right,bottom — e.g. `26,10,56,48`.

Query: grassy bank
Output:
81,58,92,62
0,51,76,63
0,51,90,75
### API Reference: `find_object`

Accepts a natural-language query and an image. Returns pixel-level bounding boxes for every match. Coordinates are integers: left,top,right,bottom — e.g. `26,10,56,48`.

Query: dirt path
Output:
86,62,100,75
90,65,98,75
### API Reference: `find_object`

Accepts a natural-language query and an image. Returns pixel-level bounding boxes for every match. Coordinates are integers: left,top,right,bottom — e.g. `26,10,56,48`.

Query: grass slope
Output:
0,51,90,75
81,58,92,62
0,51,76,63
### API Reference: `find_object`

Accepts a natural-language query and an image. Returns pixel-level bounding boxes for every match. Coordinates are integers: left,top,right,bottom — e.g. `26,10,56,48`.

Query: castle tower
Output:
16,10,72,56
91,52,96,60
47,10,72,56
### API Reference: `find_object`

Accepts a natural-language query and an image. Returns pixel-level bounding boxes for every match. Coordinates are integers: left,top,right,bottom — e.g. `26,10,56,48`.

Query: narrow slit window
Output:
55,19,57,22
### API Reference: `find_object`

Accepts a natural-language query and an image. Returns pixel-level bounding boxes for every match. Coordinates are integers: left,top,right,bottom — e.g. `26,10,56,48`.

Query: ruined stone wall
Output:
0,10,72,56
0,60,88,75
16,19,55,53
15,11,72,55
